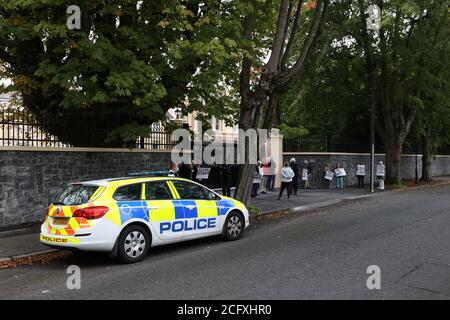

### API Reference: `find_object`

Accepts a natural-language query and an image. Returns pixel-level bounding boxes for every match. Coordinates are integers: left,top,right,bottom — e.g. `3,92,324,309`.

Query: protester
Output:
251,161,263,198
260,158,270,194
221,164,232,197
377,161,386,190
303,160,313,189
324,163,333,189
168,162,179,177
178,162,192,180
192,164,199,182
278,162,295,200
290,158,299,195
335,163,346,189
267,158,276,191
356,163,366,188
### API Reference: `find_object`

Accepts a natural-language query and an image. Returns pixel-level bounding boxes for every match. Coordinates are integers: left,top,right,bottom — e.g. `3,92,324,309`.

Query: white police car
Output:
40,177,249,263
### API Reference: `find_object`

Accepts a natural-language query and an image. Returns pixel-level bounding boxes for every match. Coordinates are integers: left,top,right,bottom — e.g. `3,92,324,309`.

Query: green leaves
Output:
0,0,243,146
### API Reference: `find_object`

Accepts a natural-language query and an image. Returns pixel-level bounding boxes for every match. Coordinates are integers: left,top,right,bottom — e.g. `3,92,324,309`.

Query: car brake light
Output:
73,206,109,220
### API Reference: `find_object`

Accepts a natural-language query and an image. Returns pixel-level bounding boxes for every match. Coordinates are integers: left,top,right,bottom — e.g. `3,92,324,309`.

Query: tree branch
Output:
280,0,327,87
265,0,291,74
280,0,304,68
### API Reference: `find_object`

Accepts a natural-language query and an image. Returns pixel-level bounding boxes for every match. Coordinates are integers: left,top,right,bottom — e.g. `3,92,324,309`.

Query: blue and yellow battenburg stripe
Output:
105,199,239,226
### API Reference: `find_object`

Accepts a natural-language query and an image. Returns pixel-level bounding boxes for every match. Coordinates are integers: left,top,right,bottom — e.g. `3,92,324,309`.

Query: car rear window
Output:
56,185,99,206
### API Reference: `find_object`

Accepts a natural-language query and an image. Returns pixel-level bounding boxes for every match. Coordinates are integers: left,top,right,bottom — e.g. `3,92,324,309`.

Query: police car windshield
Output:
56,185,99,206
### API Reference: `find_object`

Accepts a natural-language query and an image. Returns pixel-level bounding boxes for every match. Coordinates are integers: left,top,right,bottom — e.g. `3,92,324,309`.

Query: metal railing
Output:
0,107,177,150
0,107,68,147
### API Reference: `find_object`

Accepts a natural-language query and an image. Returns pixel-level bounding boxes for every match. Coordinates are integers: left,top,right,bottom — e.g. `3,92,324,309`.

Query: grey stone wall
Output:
0,149,171,227
283,153,450,189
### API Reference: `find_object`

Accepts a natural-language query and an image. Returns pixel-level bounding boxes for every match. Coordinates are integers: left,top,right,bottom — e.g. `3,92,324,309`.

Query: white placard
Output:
302,169,308,181
335,168,347,177
253,172,261,184
324,171,334,181
196,167,211,180
376,165,385,177
357,165,366,176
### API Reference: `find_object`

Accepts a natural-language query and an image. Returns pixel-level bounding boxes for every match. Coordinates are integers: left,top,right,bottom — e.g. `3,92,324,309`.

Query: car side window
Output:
145,181,173,200
172,180,214,200
113,183,142,201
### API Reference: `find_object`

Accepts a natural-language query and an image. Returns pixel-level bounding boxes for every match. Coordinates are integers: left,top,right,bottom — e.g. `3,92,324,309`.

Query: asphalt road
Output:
1,185,450,300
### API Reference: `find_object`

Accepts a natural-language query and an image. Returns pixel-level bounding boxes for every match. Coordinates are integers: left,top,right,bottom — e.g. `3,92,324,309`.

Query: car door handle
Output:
186,205,196,210
148,206,158,210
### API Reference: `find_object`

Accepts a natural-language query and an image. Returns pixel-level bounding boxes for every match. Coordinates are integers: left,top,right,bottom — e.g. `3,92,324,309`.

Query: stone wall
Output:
0,147,172,227
283,152,450,189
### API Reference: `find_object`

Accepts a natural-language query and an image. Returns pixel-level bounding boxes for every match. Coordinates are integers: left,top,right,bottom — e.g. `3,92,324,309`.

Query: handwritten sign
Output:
335,168,347,177
302,169,308,181
376,165,385,177
324,171,334,181
196,167,211,180
357,165,366,176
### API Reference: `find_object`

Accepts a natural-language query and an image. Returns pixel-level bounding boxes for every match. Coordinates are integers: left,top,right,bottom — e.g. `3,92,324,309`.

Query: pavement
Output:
1,182,450,299
1,176,449,261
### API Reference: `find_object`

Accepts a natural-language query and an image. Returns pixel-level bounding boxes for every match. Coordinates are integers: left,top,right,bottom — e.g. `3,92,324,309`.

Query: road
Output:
1,185,450,300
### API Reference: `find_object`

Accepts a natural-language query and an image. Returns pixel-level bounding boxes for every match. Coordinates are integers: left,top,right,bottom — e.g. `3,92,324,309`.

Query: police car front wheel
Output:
117,225,150,263
223,212,244,241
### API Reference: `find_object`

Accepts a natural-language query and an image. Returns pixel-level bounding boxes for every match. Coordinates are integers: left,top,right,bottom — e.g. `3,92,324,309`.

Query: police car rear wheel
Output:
118,225,150,263
223,212,244,241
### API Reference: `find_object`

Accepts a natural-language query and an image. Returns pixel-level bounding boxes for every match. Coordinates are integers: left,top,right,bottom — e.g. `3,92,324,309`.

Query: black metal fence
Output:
284,136,387,154
0,107,177,149
283,135,431,154
0,107,69,147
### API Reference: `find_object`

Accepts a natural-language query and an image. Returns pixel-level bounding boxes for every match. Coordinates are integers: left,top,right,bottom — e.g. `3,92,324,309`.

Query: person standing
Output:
251,162,263,198
290,158,299,195
260,158,270,194
168,162,179,177
221,164,231,197
324,163,333,189
377,161,386,190
278,162,295,200
335,163,346,189
356,163,366,188
303,160,314,189
178,162,192,180
268,158,277,191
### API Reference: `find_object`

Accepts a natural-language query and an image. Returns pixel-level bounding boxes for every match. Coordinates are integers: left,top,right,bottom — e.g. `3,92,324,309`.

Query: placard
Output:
324,171,334,181
376,165,385,177
302,169,308,181
253,172,262,184
335,168,347,177
357,165,366,176
196,167,211,180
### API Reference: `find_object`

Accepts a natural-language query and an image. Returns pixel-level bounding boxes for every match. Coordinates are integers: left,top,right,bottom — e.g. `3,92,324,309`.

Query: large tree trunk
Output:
384,138,402,185
421,130,433,182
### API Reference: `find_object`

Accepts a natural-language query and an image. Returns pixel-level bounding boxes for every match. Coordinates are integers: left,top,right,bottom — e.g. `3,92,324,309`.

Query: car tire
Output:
117,225,150,264
223,211,245,241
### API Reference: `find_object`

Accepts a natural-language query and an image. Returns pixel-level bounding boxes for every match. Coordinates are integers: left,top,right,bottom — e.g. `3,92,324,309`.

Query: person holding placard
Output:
335,163,346,189
377,161,386,190
324,164,334,189
356,164,366,188
302,160,313,189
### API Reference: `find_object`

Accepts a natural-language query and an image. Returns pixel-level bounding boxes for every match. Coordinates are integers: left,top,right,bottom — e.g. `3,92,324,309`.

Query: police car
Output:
40,177,249,263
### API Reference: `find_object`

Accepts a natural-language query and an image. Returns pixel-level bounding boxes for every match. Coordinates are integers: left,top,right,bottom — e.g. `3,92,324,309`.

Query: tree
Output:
234,0,329,204
410,2,450,181
0,0,239,147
